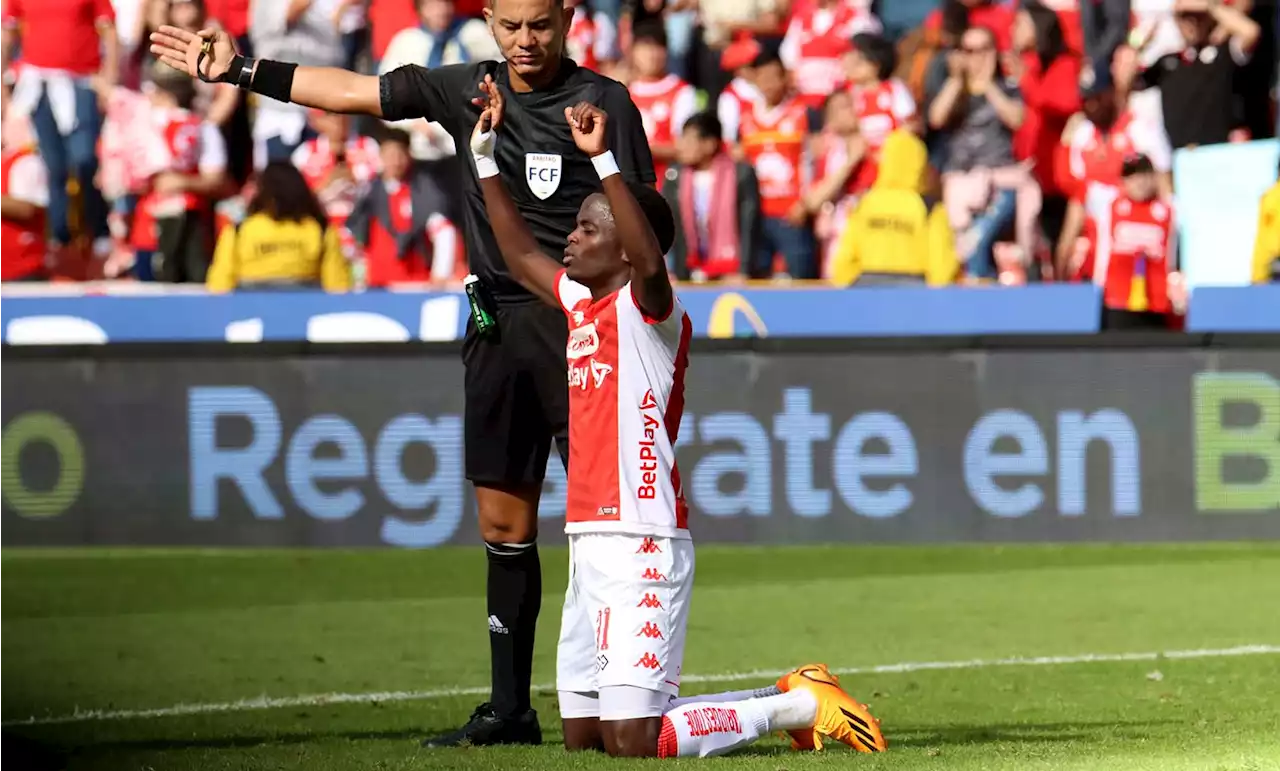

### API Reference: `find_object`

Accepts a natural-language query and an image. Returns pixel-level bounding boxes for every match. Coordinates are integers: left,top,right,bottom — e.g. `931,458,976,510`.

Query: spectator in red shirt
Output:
1076,153,1183,329
662,110,763,282
346,129,461,286
2,0,119,253
1010,0,1081,246
369,0,421,65
1,108,51,282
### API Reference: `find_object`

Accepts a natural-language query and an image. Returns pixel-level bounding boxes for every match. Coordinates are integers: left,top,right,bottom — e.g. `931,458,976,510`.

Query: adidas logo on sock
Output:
488,615,509,634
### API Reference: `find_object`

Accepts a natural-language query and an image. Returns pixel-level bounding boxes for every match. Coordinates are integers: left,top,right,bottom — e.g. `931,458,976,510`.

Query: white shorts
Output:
556,532,694,718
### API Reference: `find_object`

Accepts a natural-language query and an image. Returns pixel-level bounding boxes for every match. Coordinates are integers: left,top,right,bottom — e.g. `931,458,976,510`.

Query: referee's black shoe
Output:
421,703,542,747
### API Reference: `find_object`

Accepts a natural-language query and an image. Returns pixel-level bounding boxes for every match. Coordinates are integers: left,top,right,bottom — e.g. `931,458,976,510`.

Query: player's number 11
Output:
595,607,611,651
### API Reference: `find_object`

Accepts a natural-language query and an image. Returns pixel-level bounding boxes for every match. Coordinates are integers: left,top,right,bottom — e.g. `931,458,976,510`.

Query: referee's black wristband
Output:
245,58,298,104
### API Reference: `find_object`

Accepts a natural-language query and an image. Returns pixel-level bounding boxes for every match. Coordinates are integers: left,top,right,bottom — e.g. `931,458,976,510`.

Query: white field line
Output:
5,644,1278,728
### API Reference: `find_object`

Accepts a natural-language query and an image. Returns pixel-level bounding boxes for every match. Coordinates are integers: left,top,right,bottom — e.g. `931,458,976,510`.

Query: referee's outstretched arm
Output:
150,25,387,116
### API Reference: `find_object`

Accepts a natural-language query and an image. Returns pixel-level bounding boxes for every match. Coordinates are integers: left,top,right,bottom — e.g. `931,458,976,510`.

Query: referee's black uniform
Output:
380,58,656,742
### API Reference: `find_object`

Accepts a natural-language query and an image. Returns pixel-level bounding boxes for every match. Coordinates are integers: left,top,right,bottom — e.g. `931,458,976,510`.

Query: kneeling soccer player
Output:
468,78,887,758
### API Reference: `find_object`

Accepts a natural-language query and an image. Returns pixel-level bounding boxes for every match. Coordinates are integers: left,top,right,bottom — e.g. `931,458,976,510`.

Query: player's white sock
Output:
657,690,817,758
665,685,780,709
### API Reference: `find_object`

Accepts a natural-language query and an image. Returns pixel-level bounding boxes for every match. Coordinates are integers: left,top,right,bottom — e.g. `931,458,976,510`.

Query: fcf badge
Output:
526,153,562,200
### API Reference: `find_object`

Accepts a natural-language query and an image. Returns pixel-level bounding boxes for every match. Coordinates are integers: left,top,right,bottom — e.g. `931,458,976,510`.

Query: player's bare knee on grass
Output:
600,718,662,758
561,718,605,752
475,484,541,543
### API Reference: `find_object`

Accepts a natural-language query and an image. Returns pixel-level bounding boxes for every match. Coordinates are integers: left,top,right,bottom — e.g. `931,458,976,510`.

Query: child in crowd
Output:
346,129,461,287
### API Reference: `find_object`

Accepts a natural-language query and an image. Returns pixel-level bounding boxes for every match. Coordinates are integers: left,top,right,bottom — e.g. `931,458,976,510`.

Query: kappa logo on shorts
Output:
526,153,562,200
567,322,599,359
637,622,664,639
635,652,662,669
641,568,667,581
637,593,664,609
636,538,662,554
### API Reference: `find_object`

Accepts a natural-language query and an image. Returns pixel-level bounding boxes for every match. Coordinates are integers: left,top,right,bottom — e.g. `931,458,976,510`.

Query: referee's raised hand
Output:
565,102,609,157
150,25,237,83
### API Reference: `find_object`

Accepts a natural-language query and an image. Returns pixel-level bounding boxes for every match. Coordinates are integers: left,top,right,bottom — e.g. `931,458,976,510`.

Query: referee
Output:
150,1,656,748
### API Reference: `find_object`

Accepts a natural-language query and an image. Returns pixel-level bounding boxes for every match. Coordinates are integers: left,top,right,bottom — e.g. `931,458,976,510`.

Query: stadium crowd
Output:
1,0,1279,321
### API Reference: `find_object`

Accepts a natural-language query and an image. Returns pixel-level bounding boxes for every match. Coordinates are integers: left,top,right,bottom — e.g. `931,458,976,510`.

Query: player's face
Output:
1174,9,1211,45
312,112,348,144
676,127,717,167
380,141,412,180
630,39,668,80
564,194,626,285
168,0,203,30
755,62,788,105
824,92,857,134
842,48,875,85
1082,89,1117,129
1012,9,1035,53
419,0,455,32
1122,171,1157,201
485,0,570,77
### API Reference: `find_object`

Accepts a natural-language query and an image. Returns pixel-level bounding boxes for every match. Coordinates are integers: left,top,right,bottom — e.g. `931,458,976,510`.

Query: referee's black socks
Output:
485,540,541,718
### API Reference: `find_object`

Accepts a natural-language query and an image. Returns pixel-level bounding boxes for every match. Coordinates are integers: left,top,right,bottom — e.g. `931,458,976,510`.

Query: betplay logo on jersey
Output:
526,153,562,200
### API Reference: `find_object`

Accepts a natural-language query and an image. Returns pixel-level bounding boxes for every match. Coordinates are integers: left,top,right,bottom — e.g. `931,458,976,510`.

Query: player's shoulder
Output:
1063,112,1091,146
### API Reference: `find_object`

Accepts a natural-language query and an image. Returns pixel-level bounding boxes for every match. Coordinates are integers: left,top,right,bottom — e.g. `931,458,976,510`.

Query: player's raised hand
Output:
565,102,609,157
471,75,505,132
470,75,504,158
149,25,237,82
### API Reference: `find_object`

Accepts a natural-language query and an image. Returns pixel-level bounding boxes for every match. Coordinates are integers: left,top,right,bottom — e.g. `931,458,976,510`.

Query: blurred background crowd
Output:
1,0,1279,327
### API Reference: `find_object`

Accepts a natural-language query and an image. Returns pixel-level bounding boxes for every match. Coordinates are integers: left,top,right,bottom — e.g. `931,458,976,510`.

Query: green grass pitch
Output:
4,544,1280,770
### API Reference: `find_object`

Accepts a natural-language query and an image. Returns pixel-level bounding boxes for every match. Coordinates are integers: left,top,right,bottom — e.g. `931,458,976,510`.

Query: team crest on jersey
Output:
526,153,562,200
567,322,599,359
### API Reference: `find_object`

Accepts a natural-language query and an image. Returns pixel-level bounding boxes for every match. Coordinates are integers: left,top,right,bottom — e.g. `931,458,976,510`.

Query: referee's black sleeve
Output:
379,64,459,123
604,85,658,185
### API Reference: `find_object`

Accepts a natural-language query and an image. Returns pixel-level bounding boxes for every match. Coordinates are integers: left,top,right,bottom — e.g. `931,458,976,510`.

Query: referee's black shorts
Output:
463,299,569,486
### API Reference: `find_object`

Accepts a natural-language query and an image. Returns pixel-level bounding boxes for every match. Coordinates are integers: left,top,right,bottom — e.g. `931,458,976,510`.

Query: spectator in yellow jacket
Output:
1253,166,1280,283
829,129,959,287
207,163,352,293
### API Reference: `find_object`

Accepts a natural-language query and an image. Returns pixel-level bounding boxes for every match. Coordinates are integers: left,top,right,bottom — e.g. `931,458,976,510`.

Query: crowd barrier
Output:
3,335,1278,547
3,282,1280,343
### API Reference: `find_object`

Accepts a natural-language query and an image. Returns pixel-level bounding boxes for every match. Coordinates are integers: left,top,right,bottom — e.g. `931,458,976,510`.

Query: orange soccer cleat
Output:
775,663,886,753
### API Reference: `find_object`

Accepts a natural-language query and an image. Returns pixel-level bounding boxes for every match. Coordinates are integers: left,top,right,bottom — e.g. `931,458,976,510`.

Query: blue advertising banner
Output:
0,284,1104,343
1187,286,1280,333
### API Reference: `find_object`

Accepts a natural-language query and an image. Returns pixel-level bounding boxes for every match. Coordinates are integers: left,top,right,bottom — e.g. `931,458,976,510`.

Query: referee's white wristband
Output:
474,154,500,180
592,151,620,180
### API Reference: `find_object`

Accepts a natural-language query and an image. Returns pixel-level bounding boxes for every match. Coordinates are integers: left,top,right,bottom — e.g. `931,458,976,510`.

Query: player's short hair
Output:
626,182,676,256
148,61,197,109
632,18,667,48
377,127,413,148
751,50,785,72
681,110,722,141
851,33,897,81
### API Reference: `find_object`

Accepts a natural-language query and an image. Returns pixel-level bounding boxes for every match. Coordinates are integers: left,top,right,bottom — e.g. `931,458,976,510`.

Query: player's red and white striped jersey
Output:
555,272,692,540
780,1,880,109
629,74,698,184
1064,111,1171,219
716,77,764,142
291,136,381,223
846,78,915,191
141,107,226,217
740,97,810,218
1080,195,1177,314
566,7,616,72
